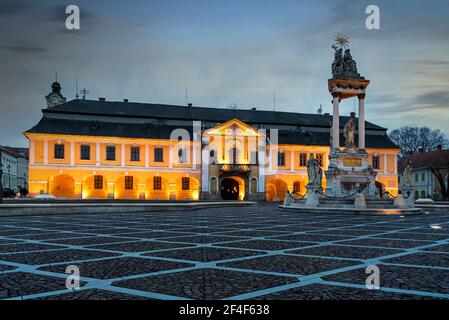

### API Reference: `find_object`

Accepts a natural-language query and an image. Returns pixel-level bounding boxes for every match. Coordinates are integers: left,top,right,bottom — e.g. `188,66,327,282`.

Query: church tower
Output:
45,80,67,108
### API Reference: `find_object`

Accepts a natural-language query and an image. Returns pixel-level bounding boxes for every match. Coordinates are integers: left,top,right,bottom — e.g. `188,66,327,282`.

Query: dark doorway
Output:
221,178,239,200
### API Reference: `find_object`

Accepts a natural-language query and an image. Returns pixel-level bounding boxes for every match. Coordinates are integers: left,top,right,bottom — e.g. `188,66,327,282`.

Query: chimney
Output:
251,107,256,111
437,144,443,151
99,97,106,102
123,99,128,103
188,103,192,107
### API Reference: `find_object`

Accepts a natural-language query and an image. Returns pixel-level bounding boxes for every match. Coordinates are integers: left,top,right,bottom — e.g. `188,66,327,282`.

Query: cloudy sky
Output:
1,0,448,147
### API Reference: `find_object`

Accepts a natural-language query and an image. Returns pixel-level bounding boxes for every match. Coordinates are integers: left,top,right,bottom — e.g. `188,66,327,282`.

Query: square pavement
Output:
1,204,449,300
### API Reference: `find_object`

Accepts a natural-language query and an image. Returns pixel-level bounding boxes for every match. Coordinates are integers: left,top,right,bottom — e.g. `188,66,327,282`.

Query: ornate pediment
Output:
203,118,264,137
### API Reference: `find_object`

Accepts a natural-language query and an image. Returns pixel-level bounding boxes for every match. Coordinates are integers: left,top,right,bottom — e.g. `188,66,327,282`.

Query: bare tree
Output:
389,125,448,158
429,167,449,201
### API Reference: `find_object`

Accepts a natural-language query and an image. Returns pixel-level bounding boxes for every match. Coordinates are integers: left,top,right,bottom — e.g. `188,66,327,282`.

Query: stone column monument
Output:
325,34,377,199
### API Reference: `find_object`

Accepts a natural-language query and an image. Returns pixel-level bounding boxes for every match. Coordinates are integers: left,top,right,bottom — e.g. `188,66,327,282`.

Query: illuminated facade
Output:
24,82,400,201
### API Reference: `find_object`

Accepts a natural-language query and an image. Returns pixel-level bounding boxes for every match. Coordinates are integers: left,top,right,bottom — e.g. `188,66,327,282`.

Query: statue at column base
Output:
354,192,366,209
401,187,415,208
394,192,408,209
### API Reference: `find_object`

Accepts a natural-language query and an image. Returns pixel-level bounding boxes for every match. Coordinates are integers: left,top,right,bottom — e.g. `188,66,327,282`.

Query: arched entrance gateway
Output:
221,178,240,200
219,176,246,201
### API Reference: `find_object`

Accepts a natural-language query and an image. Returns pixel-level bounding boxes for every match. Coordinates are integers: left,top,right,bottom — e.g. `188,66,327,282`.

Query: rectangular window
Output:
154,148,164,162
421,173,425,182
54,144,65,159
94,175,103,190
293,181,301,193
178,147,187,164
372,156,380,169
106,145,116,161
415,174,419,183
131,146,140,162
153,176,162,190
250,151,259,165
80,144,90,160
125,176,134,190
315,154,324,167
299,153,307,167
182,177,190,190
278,152,286,166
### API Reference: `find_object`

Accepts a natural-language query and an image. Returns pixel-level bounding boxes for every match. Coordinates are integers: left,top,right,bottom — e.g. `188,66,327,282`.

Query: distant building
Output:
0,146,29,192
399,145,449,200
23,81,399,201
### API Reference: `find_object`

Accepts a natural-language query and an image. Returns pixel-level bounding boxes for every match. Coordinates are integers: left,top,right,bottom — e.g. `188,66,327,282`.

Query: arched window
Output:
250,177,258,194
210,177,218,193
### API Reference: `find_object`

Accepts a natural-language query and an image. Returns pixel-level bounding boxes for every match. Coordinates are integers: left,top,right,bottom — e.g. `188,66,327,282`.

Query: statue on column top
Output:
331,34,364,80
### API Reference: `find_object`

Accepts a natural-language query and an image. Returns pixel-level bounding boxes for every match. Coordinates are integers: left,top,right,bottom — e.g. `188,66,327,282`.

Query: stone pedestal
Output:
283,191,292,207
393,193,408,209
325,148,377,199
354,192,366,209
305,185,320,208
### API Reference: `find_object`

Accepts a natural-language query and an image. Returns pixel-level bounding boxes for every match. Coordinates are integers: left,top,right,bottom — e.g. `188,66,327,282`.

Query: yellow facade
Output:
26,133,201,200
25,119,399,201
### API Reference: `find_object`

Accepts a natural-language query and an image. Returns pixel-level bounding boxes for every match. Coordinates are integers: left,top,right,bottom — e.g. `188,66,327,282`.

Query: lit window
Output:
94,175,103,189
54,144,65,159
278,152,285,166
106,145,116,161
315,154,324,167
131,146,140,162
250,178,258,194
153,176,162,190
182,177,190,190
299,153,307,167
372,156,380,169
178,147,187,164
80,144,90,160
125,176,134,190
154,148,164,162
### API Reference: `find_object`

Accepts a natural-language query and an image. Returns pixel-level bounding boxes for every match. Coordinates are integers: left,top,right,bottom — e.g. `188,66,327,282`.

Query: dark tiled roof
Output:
26,117,194,140
277,130,397,148
26,117,398,149
0,146,29,159
44,99,386,130
399,149,449,172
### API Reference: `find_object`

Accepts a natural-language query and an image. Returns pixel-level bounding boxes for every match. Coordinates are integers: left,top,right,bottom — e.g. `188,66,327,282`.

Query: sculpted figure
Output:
402,160,413,186
307,154,321,186
306,154,317,185
343,116,356,147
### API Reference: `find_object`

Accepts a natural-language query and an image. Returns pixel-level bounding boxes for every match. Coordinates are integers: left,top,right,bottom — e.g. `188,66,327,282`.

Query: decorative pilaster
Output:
43,140,48,165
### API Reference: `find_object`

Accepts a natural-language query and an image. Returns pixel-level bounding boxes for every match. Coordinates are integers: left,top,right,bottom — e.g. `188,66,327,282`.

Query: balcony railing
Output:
219,164,252,173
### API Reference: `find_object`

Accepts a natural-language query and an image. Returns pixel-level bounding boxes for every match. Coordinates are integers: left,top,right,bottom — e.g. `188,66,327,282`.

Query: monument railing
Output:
315,189,359,200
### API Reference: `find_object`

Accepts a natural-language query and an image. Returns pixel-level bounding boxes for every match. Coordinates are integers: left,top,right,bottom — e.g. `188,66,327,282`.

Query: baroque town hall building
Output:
25,80,399,201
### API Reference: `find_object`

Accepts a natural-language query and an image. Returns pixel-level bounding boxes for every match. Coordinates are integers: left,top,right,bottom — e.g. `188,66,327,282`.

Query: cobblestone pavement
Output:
1,204,449,300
